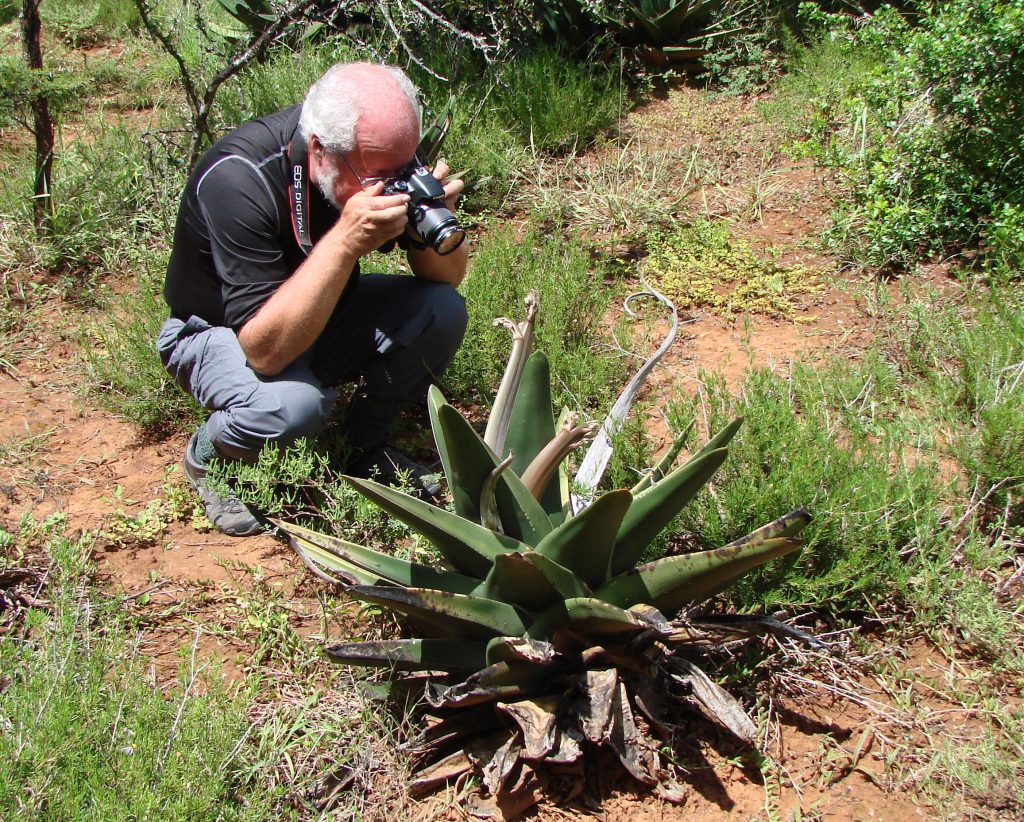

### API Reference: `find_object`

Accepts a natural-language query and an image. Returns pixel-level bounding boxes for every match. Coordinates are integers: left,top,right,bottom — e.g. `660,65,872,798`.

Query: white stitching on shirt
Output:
195,154,280,233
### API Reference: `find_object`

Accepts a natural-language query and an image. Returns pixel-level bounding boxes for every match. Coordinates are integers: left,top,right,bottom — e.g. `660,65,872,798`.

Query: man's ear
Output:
307,135,324,176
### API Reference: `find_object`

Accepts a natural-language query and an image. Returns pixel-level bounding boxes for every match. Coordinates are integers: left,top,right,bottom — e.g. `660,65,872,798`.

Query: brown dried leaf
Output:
577,668,618,744
468,731,522,795
608,681,659,785
409,748,474,797
547,724,584,764
403,705,499,762
628,603,672,633
666,656,757,743
491,637,557,665
631,674,673,739
466,769,543,821
497,696,562,759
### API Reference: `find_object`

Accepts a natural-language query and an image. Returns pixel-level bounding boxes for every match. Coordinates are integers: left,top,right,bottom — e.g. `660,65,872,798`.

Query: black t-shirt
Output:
163,105,349,330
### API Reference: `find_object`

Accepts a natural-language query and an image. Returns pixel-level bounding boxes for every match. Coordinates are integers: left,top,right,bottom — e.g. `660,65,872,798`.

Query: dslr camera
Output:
383,153,465,256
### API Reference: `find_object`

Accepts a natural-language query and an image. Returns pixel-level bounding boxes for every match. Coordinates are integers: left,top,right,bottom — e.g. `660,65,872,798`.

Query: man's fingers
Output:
442,178,465,199
352,189,409,210
432,161,450,180
369,201,411,222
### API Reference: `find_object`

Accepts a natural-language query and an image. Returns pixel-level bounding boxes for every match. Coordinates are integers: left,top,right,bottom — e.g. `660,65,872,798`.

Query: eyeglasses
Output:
338,152,404,189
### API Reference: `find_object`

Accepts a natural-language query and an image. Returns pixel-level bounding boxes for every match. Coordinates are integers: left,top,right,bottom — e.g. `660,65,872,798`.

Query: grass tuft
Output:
643,219,822,318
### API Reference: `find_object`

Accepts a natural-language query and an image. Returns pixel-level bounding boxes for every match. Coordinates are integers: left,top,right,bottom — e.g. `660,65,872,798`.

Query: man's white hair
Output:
298,62,421,155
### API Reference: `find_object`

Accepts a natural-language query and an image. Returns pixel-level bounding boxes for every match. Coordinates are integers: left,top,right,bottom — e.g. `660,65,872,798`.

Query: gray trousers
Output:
157,275,467,461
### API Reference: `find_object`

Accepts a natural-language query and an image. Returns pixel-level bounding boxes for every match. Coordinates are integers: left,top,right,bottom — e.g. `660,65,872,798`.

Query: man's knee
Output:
421,283,468,354
210,381,336,461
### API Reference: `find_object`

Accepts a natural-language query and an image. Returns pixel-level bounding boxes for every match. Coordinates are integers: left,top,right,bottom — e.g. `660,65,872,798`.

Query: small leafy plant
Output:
276,296,813,810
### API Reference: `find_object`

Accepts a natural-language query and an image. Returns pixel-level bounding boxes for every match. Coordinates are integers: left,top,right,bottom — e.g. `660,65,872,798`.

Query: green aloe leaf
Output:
527,596,648,640
325,638,486,673
535,489,633,589
723,508,812,548
597,537,803,613
473,551,588,611
418,94,455,166
428,391,552,544
694,416,743,459
506,352,561,514
344,476,527,578
610,447,728,575
631,420,695,494
349,585,528,641
553,406,573,527
275,519,481,593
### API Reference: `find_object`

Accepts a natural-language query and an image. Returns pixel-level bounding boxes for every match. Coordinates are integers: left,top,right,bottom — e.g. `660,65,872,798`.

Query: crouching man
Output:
158,62,468,536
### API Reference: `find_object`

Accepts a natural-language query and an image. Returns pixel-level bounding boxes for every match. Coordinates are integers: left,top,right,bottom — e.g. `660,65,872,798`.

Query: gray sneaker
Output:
346,444,443,501
182,427,263,537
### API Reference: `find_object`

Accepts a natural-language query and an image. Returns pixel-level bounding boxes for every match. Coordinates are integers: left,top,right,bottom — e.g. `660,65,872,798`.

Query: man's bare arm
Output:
238,185,410,376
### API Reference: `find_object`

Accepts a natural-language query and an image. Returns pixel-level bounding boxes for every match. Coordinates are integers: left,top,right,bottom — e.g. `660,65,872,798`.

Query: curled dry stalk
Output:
520,414,598,501
573,280,679,512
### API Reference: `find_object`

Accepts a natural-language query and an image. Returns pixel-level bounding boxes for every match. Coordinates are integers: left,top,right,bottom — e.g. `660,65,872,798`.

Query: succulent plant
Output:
276,297,814,812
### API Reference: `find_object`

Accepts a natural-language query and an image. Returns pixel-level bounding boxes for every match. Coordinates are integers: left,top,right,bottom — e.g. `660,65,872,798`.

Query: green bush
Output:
888,282,1024,517
808,0,1024,267
0,118,181,279
668,280,1023,627
488,46,622,152
674,354,945,609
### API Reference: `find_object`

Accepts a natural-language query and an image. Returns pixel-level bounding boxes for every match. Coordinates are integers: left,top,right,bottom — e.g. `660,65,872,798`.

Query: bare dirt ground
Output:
2,85,1015,820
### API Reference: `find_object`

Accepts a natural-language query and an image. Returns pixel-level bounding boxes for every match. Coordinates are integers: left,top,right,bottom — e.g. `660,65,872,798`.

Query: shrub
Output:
490,45,622,152
811,0,1024,267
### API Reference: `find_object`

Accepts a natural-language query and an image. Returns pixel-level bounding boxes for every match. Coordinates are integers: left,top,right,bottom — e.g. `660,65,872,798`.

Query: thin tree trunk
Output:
22,0,54,235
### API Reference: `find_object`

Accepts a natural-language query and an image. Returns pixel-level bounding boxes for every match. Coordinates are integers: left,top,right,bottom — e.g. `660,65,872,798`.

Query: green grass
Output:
661,280,1023,654
0,519,278,820
0,514,418,819
487,46,623,153
42,0,142,46
446,222,625,413
79,272,204,439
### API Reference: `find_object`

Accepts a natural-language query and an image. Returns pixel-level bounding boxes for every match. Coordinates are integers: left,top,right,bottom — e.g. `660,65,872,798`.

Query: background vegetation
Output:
1,0,1021,816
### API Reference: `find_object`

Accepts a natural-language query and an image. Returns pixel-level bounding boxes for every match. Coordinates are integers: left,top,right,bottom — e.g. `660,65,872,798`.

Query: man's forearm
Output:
407,241,468,286
237,232,359,376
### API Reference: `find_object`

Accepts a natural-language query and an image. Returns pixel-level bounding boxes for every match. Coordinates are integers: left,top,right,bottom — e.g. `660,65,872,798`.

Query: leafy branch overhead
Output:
276,295,816,811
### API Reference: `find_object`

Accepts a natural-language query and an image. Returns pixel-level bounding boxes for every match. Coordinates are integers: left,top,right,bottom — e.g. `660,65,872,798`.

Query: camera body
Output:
383,156,465,256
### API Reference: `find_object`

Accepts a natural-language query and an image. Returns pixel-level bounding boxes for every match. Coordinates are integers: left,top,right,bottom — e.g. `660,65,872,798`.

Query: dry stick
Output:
572,282,678,513
376,1,449,82
20,0,54,233
135,0,323,169
158,626,208,777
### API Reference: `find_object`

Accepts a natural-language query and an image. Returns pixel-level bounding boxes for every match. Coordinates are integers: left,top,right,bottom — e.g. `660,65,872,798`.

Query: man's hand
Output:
334,182,411,259
405,160,468,287
434,161,465,210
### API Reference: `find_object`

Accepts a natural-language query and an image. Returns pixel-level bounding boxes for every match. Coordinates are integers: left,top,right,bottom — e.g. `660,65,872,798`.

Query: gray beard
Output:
317,163,340,209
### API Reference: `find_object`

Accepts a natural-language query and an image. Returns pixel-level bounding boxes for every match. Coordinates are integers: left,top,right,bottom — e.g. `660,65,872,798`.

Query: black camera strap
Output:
286,135,312,257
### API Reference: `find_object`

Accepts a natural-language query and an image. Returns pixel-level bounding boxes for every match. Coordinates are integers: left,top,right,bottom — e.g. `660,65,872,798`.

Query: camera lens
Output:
413,202,465,255
434,225,466,256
